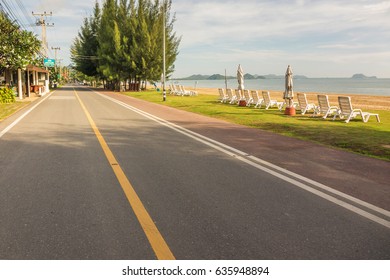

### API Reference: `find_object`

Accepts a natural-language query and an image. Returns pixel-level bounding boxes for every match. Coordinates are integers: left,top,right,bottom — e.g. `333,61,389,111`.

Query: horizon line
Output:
170,74,387,79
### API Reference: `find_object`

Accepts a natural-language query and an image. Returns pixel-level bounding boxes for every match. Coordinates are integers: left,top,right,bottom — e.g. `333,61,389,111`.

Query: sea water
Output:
169,78,390,96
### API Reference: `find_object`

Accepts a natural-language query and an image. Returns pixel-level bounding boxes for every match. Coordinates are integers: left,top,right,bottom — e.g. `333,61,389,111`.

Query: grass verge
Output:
122,90,390,161
0,102,30,121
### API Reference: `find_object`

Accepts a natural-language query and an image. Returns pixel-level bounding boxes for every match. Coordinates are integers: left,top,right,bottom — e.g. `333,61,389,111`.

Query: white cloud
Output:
22,0,97,64
18,0,390,77
172,0,390,77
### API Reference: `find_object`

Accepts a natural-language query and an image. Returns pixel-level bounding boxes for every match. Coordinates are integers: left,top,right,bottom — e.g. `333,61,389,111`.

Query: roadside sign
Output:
44,58,55,67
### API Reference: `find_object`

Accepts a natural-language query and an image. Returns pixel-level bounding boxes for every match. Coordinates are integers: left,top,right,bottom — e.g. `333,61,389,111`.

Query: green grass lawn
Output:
123,90,390,161
1,90,388,161
0,102,30,121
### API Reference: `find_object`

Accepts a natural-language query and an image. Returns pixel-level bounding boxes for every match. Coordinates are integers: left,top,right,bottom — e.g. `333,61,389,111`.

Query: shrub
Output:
0,87,16,103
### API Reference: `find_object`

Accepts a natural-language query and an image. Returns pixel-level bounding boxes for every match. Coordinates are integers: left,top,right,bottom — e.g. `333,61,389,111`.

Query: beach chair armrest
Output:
352,109,363,113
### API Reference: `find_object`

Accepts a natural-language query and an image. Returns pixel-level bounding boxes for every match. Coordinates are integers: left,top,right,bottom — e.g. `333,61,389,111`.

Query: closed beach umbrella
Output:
237,64,245,91
284,65,294,107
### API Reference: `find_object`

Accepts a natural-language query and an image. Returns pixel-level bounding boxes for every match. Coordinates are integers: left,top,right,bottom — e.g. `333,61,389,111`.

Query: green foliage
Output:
0,87,16,104
71,2,100,78
0,13,41,70
71,0,181,86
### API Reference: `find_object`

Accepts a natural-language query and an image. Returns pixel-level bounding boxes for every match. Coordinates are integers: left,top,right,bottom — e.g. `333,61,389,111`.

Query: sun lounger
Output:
333,96,380,123
169,84,177,95
176,85,184,95
297,93,317,115
179,85,190,96
218,88,229,103
261,91,283,110
184,85,197,96
250,90,263,108
243,90,253,106
314,94,339,119
227,88,236,104
171,84,181,95
234,89,243,104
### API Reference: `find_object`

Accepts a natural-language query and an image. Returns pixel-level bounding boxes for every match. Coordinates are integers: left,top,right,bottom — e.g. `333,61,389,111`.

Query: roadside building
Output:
26,65,50,97
0,65,49,99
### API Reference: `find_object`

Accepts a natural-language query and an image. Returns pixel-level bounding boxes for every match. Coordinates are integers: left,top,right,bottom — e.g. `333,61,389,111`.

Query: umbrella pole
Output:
225,69,227,93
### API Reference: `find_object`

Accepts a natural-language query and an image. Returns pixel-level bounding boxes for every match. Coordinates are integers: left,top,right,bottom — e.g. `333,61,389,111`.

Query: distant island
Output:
351,73,377,79
175,73,308,80
173,73,379,80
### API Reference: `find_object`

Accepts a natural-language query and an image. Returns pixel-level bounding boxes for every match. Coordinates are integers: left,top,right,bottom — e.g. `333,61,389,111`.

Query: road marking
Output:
49,96,76,100
0,91,55,139
73,89,175,260
94,90,390,229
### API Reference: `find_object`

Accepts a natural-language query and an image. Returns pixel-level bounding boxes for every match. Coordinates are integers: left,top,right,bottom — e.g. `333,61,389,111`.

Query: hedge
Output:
0,87,16,103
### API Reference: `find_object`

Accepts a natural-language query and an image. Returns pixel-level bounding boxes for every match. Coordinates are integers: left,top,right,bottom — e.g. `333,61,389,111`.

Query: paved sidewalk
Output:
100,90,390,211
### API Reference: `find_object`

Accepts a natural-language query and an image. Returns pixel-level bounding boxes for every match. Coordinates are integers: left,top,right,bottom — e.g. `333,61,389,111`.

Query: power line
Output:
0,1,47,61
15,0,37,32
6,0,27,30
72,55,100,60
1,1,56,61
1,0,20,25
1,0,37,33
51,46,60,63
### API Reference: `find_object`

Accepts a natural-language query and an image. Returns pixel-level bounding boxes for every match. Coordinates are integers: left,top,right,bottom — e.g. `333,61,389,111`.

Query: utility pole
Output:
51,47,60,60
51,47,60,68
162,1,166,101
32,11,54,58
57,59,63,81
52,47,61,83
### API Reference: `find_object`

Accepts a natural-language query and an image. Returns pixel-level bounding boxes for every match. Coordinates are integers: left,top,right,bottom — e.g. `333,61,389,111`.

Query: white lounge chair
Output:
314,94,339,119
250,90,263,108
172,84,181,95
227,88,236,104
297,93,317,115
261,91,283,110
185,85,197,96
243,90,253,106
333,96,380,123
218,88,228,103
234,89,242,104
179,85,197,96
169,84,177,95
174,85,183,95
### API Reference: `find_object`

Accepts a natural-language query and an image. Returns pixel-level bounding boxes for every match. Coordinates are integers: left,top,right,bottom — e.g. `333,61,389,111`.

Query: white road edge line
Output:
0,91,55,139
94,90,390,229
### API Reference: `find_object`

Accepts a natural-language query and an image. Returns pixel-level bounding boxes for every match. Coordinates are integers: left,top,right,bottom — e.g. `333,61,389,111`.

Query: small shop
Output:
26,65,49,98
0,65,49,99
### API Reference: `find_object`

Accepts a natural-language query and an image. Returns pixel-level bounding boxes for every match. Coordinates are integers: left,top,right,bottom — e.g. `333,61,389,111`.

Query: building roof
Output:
26,65,49,73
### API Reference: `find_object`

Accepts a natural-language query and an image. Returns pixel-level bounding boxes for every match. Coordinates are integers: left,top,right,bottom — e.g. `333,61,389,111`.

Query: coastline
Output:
186,87,390,111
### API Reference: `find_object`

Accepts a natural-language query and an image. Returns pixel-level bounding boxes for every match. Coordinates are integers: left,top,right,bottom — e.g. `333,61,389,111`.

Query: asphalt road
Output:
0,86,389,259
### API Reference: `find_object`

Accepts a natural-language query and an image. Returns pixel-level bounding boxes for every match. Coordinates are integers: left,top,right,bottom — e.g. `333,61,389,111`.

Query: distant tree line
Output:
71,0,181,90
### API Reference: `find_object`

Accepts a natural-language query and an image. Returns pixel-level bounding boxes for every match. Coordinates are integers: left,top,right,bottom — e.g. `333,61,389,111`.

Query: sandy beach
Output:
190,87,390,111
14,87,389,112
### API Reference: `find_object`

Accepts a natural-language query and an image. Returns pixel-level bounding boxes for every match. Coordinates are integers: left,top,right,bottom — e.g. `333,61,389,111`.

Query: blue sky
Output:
16,0,390,78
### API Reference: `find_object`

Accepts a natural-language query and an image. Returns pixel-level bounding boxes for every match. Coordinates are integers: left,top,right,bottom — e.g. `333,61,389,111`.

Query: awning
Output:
26,65,49,73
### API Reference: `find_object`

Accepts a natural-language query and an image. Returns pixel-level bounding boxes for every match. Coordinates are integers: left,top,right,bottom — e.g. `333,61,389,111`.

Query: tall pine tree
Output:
71,0,181,89
70,2,100,78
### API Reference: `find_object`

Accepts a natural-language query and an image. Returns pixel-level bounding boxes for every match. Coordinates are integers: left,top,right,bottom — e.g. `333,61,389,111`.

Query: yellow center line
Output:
74,88,175,260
